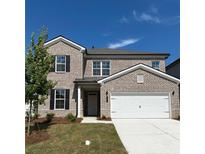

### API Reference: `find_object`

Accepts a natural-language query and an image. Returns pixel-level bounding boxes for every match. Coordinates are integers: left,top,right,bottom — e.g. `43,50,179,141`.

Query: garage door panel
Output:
111,93,170,119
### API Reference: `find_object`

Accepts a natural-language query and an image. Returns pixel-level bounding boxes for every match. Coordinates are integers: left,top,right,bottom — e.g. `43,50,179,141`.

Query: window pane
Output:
93,69,101,75
102,61,110,68
56,90,65,98
102,69,110,76
57,56,65,63
55,100,64,109
93,61,100,68
152,61,160,69
57,64,65,71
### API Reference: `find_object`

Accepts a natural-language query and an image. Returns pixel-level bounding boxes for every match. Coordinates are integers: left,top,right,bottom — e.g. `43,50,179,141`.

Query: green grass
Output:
26,124,127,154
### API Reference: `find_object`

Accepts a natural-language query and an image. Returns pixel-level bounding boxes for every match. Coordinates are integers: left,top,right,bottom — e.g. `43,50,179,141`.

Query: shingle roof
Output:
166,58,180,69
74,77,103,83
86,48,170,56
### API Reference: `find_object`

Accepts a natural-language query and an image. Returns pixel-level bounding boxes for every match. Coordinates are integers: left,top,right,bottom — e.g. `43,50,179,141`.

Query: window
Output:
93,61,110,76
93,61,101,76
55,89,65,109
55,56,66,72
137,75,144,83
102,61,110,76
152,61,160,70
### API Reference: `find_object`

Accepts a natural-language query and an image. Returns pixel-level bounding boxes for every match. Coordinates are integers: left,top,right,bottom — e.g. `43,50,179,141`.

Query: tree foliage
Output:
25,27,55,135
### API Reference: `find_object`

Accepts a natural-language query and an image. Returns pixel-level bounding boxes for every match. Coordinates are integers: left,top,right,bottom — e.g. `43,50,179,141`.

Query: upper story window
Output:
55,56,66,72
152,61,160,70
93,61,110,76
55,89,65,109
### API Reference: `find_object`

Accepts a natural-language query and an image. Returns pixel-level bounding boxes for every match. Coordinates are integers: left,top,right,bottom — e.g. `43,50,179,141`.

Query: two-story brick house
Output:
39,36,180,119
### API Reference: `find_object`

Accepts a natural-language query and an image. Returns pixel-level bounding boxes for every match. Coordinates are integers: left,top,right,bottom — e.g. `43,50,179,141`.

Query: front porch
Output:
74,77,102,118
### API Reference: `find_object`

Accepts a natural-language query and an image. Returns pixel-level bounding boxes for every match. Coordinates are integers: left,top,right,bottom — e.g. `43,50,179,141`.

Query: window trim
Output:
55,55,66,73
152,61,160,70
92,60,111,77
54,89,66,110
92,61,101,76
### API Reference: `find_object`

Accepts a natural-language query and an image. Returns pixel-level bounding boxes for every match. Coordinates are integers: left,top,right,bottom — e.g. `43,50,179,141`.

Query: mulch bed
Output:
50,117,83,124
97,117,111,121
26,117,83,125
25,131,49,145
25,117,83,144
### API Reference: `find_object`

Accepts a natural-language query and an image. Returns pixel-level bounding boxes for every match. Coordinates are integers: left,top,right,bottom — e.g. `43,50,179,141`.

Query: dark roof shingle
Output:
86,48,170,56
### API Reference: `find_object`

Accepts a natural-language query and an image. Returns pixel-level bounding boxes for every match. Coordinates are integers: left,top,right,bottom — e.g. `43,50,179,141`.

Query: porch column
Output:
77,86,81,118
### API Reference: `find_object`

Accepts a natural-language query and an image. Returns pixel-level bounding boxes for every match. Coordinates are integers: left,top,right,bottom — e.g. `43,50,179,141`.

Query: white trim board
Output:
44,36,86,52
54,89,66,110
97,63,180,84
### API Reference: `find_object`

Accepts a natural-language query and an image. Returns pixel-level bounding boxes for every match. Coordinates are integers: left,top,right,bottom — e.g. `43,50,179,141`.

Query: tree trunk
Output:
27,100,32,136
34,101,38,117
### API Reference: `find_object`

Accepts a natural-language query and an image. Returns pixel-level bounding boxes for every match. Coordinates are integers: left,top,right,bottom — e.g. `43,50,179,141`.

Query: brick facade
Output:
38,41,84,117
38,38,179,119
84,57,165,77
100,69,179,119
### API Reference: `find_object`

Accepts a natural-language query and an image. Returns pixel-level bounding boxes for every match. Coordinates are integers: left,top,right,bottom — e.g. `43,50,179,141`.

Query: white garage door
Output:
111,93,170,119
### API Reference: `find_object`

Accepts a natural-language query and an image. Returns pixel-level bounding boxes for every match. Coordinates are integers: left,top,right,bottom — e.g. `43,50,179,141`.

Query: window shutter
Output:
65,89,70,109
66,55,70,72
50,56,56,72
50,89,55,110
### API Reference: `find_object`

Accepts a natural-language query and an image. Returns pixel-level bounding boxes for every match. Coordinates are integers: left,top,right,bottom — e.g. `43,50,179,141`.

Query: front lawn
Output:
26,123,127,154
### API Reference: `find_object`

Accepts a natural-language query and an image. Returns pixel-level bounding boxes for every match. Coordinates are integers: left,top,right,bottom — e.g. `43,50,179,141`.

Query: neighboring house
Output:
166,58,180,79
38,36,180,119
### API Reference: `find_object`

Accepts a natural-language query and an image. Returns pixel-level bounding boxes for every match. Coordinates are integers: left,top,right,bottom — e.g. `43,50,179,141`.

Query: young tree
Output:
25,27,55,135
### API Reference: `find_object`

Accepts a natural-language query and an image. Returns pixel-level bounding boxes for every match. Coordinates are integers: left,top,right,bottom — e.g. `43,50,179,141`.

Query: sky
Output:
26,0,180,65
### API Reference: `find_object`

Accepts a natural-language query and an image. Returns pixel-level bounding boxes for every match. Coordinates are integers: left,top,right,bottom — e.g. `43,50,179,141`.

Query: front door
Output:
87,92,98,116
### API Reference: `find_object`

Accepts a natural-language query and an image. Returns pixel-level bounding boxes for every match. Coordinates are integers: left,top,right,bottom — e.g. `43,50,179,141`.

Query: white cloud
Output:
119,16,129,24
133,10,161,23
140,13,161,23
132,7,179,25
150,5,158,14
108,38,140,49
133,10,137,20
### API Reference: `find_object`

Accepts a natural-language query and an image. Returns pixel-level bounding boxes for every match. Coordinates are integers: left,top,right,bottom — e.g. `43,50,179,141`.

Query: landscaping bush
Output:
33,113,40,119
97,115,111,121
66,113,76,122
46,113,55,122
101,115,106,120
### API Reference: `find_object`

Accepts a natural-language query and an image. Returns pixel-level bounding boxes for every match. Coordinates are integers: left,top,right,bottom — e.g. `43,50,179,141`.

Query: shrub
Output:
33,113,40,119
101,115,106,120
46,113,55,122
97,115,111,121
66,113,76,122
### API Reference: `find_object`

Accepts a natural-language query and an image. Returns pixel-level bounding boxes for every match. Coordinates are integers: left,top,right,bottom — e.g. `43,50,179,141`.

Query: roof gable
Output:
97,63,180,84
44,36,86,52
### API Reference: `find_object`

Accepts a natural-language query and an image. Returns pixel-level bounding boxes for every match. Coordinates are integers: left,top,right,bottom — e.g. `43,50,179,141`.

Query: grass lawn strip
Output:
26,123,127,154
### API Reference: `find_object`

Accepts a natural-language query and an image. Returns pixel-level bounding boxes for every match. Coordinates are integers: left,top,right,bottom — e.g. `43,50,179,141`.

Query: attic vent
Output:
137,75,144,83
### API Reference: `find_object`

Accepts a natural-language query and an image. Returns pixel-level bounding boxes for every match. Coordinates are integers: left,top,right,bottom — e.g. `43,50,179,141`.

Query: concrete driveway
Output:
112,119,179,154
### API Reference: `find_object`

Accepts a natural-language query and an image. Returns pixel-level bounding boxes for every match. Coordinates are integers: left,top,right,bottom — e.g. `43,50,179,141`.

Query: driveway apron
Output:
112,119,179,154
